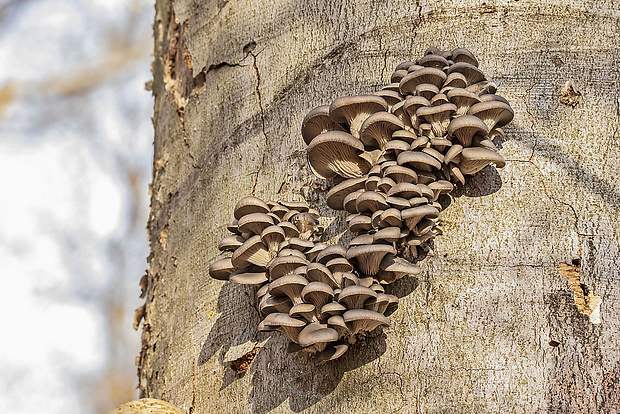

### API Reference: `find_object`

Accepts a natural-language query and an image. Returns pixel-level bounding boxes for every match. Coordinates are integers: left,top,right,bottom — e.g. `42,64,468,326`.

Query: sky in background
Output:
0,0,154,412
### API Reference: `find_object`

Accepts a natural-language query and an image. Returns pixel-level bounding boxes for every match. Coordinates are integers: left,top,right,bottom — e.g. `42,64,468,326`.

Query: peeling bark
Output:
140,0,620,412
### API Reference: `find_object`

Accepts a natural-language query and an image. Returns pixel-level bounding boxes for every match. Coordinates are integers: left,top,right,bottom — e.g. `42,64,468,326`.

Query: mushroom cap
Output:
467,101,514,131
379,254,421,280
480,93,511,105
278,200,310,212
390,69,409,83
291,212,317,235
231,235,270,268
338,285,378,309
298,322,339,350
365,175,380,191
384,165,418,184
307,131,371,179
286,237,315,252
289,303,317,322
218,235,246,252
401,205,440,229
314,343,349,364
325,176,366,210
237,212,275,235
447,115,489,147
430,137,452,152
397,150,442,171
447,87,481,115
379,208,402,227
343,309,390,334
387,182,422,199
377,176,396,193
384,139,411,156
229,266,268,285
430,93,449,106
326,257,354,276
372,89,403,108
392,129,417,144
451,47,479,67
365,292,391,313
321,302,347,319
416,103,457,137
330,95,388,138
302,105,344,145
345,244,397,276
428,180,454,200
316,244,347,265
414,83,440,101
234,196,270,220
360,112,404,149
459,147,506,174
356,191,389,214
396,61,416,71
268,274,309,302
417,183,435,200
348,214,373,234
268,254,309,280
382,83,401,92
261,225,286,251
443,72,468,89
302,282,335,309
327,315,350,337
400,67,447,94
372,226,402,244
306,262,338,288
209,257,235,280
385,195,411,210
259,312,306,343
418,53,449,69
447,62,486,84
349,234,375,246
444,144,464,164
278,221,300,239
259,294,292,316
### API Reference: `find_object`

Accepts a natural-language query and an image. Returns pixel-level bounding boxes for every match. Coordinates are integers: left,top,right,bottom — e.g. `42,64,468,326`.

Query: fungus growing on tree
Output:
210,47,513,365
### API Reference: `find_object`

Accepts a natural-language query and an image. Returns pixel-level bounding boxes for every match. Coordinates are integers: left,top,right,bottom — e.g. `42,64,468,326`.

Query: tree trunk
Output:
139,0,620,412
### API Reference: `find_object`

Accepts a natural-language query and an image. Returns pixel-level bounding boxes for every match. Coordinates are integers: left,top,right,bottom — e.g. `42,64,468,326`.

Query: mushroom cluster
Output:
209,197,398,363
303,47,513,266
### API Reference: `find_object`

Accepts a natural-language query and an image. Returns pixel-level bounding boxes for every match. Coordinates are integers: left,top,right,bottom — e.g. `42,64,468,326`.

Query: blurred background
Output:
0,0,154,412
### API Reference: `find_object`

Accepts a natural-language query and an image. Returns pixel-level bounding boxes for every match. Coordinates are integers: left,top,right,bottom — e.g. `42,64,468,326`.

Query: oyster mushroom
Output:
329,95,388,138
307,131,371,179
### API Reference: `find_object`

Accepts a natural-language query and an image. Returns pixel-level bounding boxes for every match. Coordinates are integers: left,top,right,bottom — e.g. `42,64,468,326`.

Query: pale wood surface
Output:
140,0,620,412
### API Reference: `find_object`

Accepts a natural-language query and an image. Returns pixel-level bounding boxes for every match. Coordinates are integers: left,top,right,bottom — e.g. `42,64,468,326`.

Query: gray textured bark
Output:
139,0,620,412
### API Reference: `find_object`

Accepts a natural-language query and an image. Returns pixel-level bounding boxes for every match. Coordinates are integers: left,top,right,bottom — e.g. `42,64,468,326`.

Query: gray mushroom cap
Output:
218,234,246,252
343,309,390,334
306,262,338,288
416,103,457,137
430,93,449,106
259,312,306,343
302,282,335,310
329,95,388,138
209,257,235,280
355,191,389,214
398,151,442,172
390,69,409,83
278,221,300,239
372,226,402,244
372,89,403,109
345,244,397,276
467,100,514,131
384,139,410,156
326,257,354,277
447,88,481,116
447,62,486,84
451,48,479,67
268,274,309,304
348,214,373,234
401,205,440,229
392,129,417,144
349,234,375,247
418,53,449,69
378,255,421,283
385,195,411,210
298,323,339,351
400,67,447,94
233,196,270,220
338,285,378,309
307,131,371,179
343,189,365,214
229,267,268,286
268,254,309,280
325,176,366,211
314,343,349,364
443,72,468,89
444,144,464,164
388,182,423,199
301,105,345,145
360,112,405,149
237,212,274,235
289,303,317,323
384,165,418,184
231,235,270,268
377,177,396,193
447,115,489,147
259,295,293,316
321,302,347,319
459,147,506,175
316,244,347,265
327,315,350,338
379,208,402,227
428,180,454,201
414,83,440,100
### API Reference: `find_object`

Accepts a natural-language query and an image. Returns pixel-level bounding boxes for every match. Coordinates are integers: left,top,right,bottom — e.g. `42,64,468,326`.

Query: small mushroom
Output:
329,95,388,138
416,103,457,137
356,191,389,214
467,100,514,131
316,244,347,265
307,131,371,179
447,62,486,85
314,343,349,364
397,151,442,172
447,115,489,147
209,257,235,280
231,235,270,268
269,274,309,305
343,309,390,335
301,105,345,145
229,266,269,286
298,322,339,353
258,312,306,343
400,67,447,94
447,88,481,116
401,205,440,230
345,244,396,276
301,282,335,310
325,176,366,210
234,196,270,220
377,255,421,283
268,255,308,280
237,212,274,235
443,72,468,89
459,147,506,175
451,47,479,67
306,262,339,288
360,112,404,149
338,285,378,309
384,165,418,184
403,96,430,129
218,235,246,252
414,83,440,101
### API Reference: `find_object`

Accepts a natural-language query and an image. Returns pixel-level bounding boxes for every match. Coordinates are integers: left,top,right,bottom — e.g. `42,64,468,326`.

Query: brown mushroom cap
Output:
307,131,371,179
314,343,349,364
400,67,447,94
418,53,449,69
321,302,347,319
447,88,481,116
338,285,378,309
356,191,389,214
398,151,442,172
269,274,309,304
218,235,246,252
316,244,347,265
231,235,270,268
372,226,402,244
259,312,306,343
392,129,417,144
306,262,338,288
268,254,308,280
414,83,440,101
444,144,464,164
459,147,506,174
302,282,335,310
451,48,479,67
447,62,486,84
345,244,397,276
325,176,366,211
387,182,422,199
372,89,403,109
343,309,390,334
430,93,449,106
360,112,404,149
329,95,388,138
443,72,468,89
298,322,339,352
237,212,274,235
447,115,489,147
209,257,235,280
301,105,345,145
401,205,440,229
416,103,457,137
467,101,514,131
480,94,510,105
348,214,373,234
229,266,268,285
384,165,418,184
289,303,317,323
428,180,454,201
234,196,270,220
403,95,430,128
278,221,300,239
378,208,402,227
259,295,293,316
377,255,421,283
349,234,375,247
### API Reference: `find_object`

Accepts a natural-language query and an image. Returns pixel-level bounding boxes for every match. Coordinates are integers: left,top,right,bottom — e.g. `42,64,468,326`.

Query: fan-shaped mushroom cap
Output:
229,267,268,285
447,62,485,84
428,180,454,201
346,244,397,276
326,257,354,277
372,89,403,109
480,93,511,105
321,302,347,319
377,177,396,193
443,72,468,89
298,322,339,351
384,139,410,156
401,205,440,230
398,151,442,172
409,136,429,151
289,303,317,323
378,255,421,283
307,131,371,179
231,235,269,268
338,285,378,309
416,103,457,137
387,182,422,199
378,208,402,227
349,234,374,247
385,196,411,210
444,144,464,164
459,147,506,174
259,294,293,316
278,221,300,239
365,293,391,313
382,83,401,92
360,112,404,149
269,254,308,280
314,343,349,364
372,226,401,244
414,83,440,101
392,129,417,144
343,189,365,214
269,203,289,219
327,315,350,338
448,163,466,185
424,46,442,56
384,165,418,184
400,67,447,94
390,69,408,83
396,61,416,71
302,282,335,310
330,95,388,138
269,274,308,304
306,262,338,288
390,101,413,130
467,101,514,131
414,217,435,236
403,95,430,129
259,312,306,343
316,244,347,265
422,147,445,164
430,137,452,152
370,210,383,228
474,136,499,152
302,105,345,145
417,184,435,200
447,88,481,116
279,200,310,212
343,309,390,334
418,53,449,69
287,237,315,252
430,93,449,107
237,212,274,235
260,225,286,254
209,257,235,280
447,115,489,147
234,196,270,220
451,47,479,67
348,214,373,234
356,191,389,214
365,175,380,191
218,235,245,252
325,176,366,211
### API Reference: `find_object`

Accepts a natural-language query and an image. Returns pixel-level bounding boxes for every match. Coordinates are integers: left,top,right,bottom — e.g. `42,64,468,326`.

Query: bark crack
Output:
250,49,268,196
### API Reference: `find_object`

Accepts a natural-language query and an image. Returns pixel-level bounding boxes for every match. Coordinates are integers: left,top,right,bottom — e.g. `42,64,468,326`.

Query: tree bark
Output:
139,0,620,412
